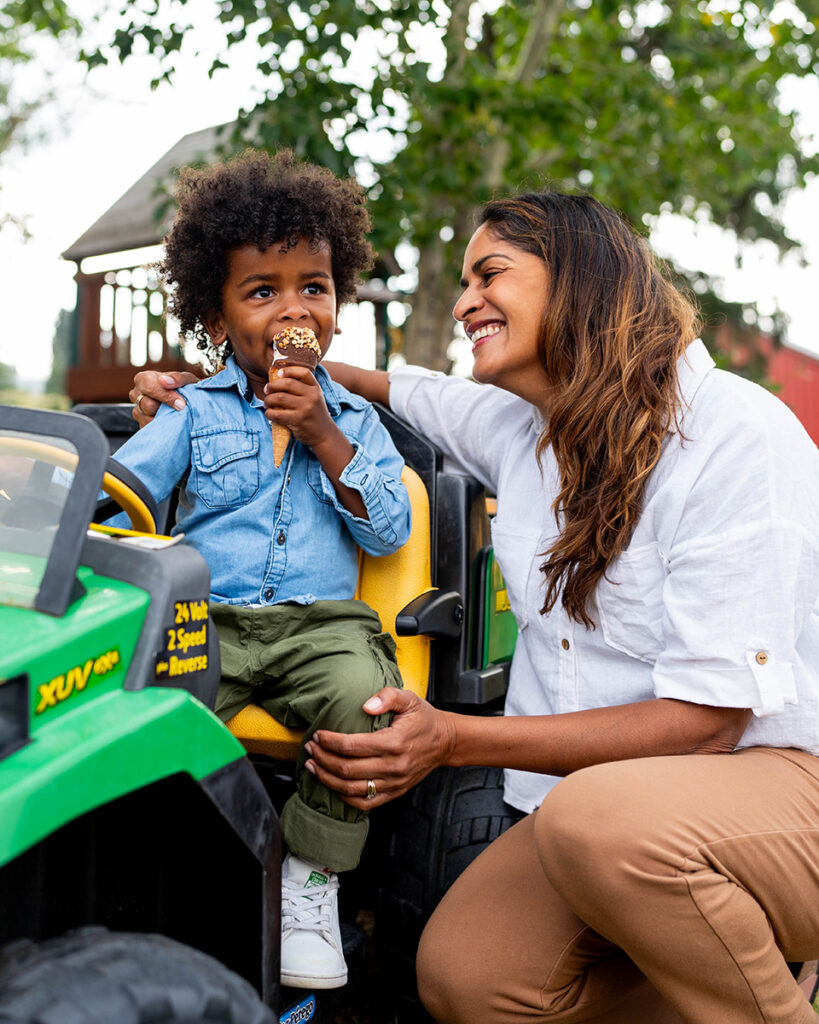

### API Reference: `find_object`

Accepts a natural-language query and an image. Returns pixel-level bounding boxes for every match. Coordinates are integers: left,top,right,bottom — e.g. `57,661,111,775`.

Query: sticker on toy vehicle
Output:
154,599,209,680
279,995,316,1024
35,647,121,714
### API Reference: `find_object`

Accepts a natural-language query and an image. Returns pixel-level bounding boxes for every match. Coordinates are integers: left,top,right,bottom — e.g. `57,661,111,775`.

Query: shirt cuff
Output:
653,644,798,717
315,441,399,545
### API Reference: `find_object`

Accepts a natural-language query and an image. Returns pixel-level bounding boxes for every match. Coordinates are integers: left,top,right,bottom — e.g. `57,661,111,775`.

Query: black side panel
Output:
80,534,220,708
72,403,138,454
431,473,490,705
0,774,272,1000
200,759,281,1009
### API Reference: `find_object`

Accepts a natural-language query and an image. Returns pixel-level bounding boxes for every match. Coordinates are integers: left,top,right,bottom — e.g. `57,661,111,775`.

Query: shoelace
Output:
281,874,339,935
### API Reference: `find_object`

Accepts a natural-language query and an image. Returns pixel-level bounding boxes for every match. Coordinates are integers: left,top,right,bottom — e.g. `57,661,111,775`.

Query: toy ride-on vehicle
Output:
0,401,518,1023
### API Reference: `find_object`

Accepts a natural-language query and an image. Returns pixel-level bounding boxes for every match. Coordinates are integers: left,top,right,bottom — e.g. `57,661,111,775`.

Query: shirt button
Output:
264,588,273,600
561,638,570,651
277,531,286,545
755,651,769,665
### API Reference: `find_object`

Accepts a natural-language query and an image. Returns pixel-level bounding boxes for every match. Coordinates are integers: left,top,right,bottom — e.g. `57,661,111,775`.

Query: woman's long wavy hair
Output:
479,192,700,628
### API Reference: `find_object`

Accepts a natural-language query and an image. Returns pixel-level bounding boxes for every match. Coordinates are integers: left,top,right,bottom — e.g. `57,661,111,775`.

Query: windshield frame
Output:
0,406,108,617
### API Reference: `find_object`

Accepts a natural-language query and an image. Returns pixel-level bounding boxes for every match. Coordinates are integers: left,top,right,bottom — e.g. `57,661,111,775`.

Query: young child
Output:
109,150,411,990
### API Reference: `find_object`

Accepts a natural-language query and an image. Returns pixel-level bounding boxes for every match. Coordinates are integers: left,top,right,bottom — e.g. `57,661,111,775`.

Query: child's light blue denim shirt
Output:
110,357,412,606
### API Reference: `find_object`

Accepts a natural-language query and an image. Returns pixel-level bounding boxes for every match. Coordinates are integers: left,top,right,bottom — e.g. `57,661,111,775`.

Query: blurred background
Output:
1,0,818,437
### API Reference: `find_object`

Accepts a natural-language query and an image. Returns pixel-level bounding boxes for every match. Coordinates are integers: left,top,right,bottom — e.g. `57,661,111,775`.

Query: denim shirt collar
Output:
196,356,346,416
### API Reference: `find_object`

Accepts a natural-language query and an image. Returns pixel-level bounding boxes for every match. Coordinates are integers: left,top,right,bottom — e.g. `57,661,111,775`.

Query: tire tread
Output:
376,765,523,1021
0,930,274,1024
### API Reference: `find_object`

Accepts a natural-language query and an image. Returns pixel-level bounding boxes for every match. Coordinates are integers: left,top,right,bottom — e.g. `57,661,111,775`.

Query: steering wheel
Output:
0,436,158,534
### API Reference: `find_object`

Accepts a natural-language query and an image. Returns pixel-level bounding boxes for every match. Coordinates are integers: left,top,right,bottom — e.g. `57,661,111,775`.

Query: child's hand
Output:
266,364,367,519
264,365,334,449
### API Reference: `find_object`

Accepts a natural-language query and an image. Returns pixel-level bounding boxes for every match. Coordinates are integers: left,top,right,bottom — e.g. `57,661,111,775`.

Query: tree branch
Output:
443,0,475,79
483,0,566,190
514,0,566,86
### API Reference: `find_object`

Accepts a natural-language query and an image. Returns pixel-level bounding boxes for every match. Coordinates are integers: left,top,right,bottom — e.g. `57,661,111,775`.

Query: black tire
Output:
375,765,524,1021
0,928,275,1024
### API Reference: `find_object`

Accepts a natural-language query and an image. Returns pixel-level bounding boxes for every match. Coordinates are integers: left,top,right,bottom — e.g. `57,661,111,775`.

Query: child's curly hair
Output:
158,149,373,369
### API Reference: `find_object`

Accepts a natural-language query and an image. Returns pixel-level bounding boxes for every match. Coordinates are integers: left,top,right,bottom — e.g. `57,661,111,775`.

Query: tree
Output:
45,307,75,395
91,0,819,369
0,360,16,390
1,0,80,234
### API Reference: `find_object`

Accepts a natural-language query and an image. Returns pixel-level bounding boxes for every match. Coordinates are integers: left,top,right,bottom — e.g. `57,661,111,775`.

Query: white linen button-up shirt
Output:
390,340,819,813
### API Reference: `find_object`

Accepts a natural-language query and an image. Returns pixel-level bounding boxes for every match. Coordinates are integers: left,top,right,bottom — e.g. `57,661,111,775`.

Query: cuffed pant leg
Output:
536,748,819,1024
260,601,402,871
418,813,683,1024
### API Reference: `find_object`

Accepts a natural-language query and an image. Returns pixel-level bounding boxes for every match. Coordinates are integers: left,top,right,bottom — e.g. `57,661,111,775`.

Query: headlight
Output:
0,674,29,760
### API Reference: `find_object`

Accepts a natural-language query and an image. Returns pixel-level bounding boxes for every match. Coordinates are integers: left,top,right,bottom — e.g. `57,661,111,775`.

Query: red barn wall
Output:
767,345,819,447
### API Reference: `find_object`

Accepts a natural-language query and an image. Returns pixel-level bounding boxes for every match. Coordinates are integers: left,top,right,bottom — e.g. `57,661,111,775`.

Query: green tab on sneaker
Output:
306,870,329,888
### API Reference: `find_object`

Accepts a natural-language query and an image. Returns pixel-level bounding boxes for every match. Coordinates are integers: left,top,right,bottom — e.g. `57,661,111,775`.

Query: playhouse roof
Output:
62,123,230,262
62,122,404,299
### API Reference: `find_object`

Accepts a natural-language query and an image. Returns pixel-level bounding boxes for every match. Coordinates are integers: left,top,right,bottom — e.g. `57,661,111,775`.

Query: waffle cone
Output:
272,422,291,467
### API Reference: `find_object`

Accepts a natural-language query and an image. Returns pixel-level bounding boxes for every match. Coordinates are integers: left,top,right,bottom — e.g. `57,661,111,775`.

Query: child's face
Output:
205,237,337,397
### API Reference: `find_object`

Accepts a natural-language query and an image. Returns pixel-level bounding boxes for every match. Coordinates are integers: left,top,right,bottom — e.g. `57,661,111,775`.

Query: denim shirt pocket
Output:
191,428,260,509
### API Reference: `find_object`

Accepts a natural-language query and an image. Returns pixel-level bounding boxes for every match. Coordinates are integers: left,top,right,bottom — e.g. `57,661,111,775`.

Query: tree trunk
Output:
402,236,464,370
403,204,477,371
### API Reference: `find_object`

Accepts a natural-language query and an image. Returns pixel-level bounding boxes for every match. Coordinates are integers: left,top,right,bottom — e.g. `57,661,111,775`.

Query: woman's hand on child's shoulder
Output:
130,370,198,427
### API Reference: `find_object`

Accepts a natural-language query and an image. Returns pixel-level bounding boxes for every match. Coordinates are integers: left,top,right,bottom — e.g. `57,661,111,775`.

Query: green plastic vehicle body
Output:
0,405,280,1011
0,554,247,863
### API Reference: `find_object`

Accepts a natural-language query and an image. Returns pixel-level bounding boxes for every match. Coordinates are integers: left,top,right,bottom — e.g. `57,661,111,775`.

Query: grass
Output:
0,390,71,410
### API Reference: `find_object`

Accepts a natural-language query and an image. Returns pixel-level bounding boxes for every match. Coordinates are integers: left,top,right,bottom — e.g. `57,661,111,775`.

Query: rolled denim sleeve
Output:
105,403,193,528
311,406,411,556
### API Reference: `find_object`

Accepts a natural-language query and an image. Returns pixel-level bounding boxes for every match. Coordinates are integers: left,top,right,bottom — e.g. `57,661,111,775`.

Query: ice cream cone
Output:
272,420,291,468
268,327,322,468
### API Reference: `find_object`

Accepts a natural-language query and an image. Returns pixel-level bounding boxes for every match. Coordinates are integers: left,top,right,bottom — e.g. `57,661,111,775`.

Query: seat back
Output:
226,465,432,758
355,465,431,698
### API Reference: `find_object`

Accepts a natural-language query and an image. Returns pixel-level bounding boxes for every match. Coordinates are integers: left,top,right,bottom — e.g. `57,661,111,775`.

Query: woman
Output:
131,191,819,1023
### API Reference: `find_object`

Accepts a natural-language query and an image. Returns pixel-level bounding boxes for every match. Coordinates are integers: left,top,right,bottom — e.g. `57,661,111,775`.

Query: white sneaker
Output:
280,852,348,989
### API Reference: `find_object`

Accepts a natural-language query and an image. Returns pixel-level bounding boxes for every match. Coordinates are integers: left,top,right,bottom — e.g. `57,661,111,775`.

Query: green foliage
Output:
0,0,79,155
0,360,16,389
86,0,819,367
1,0,81,240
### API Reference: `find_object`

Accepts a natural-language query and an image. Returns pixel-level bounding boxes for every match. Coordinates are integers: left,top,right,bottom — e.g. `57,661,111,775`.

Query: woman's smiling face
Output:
453,223,552,406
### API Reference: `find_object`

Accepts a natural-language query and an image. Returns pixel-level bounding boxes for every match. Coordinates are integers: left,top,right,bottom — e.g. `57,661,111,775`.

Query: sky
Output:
1,11,818,387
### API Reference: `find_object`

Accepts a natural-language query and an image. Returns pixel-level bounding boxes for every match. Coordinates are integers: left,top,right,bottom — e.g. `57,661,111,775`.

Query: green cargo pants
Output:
210,599,402,872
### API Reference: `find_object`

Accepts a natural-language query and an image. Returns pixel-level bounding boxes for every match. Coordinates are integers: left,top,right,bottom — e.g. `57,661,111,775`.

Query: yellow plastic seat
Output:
226,465,432,758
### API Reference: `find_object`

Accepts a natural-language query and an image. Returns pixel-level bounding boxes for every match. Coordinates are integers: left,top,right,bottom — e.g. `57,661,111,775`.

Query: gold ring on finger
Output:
366,779,377,800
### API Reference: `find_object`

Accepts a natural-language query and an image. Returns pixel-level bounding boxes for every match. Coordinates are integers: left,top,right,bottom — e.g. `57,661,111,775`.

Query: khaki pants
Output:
211,599,402,872
418,748,819,1024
